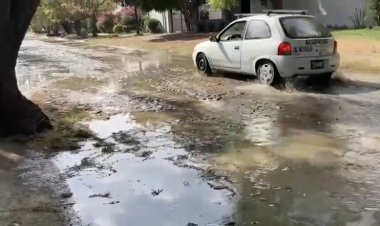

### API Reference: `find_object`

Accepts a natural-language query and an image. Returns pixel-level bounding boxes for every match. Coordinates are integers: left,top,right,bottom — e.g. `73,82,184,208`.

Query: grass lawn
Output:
333,28,380,40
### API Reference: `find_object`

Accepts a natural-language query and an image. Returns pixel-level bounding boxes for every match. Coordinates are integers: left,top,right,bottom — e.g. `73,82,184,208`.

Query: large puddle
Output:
12,37,380,226
54,115,235,226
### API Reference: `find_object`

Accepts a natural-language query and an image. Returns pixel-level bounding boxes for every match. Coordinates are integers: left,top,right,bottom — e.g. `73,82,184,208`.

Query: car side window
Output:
245,20,271,39
219,21,247,41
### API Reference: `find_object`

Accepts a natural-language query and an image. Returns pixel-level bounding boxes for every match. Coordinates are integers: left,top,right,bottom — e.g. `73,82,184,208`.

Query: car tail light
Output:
278,42,292,55
333,40,337,53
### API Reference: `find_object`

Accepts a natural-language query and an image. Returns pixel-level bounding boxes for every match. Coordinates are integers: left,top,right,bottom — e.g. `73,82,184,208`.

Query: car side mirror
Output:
209,34,219,42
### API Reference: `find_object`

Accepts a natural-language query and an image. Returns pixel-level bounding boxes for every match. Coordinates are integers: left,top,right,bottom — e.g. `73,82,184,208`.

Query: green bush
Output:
113,24,124,34
80,28,88,38
116,13,135,26
142,15,152,32
147,18,162,33
30,24,45,33
96,13,115,33
86,17,98,34
123,25,130,33
350,8,367,29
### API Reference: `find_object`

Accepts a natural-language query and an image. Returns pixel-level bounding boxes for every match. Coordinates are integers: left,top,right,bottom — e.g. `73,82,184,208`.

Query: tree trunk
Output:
183,13,191,32
74,19,82,36
134,5,140,35
181,8,198,32
52,23,60,36
0,0,51,136
91,12,98,37
61,21,73,34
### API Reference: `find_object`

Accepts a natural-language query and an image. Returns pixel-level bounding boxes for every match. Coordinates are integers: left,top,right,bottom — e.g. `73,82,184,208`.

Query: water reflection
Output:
217,94,380,225
54,115,234,226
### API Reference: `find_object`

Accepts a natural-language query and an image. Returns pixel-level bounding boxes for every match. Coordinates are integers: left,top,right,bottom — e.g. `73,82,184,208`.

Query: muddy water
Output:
10,37,380,226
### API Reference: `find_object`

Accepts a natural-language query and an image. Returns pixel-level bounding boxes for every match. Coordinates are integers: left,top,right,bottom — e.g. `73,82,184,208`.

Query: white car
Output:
192,10,340,85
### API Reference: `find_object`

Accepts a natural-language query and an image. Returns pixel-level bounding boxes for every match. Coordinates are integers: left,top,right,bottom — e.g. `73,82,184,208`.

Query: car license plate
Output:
311,60,325,69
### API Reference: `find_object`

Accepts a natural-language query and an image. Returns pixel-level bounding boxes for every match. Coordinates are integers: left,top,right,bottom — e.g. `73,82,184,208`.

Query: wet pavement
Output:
1,36,380,226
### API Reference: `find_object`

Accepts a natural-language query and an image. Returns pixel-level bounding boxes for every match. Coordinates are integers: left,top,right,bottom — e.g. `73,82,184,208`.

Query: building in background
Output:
148,0,367,33
241,0,366,28
282,0,367,28
148,10,188,33
148,10,174,33
148,3,225,33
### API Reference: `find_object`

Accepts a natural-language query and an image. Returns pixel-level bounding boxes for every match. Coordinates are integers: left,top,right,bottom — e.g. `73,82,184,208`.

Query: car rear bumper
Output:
274,53,340,78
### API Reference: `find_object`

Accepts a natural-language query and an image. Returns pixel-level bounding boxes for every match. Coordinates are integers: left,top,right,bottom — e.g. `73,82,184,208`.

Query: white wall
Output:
149,10,171,33
282,0,366,27
172,10,187,33
209,9,223,20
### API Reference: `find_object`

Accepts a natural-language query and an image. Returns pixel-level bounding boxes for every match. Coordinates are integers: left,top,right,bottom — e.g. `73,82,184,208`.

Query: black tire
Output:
196,53,211,76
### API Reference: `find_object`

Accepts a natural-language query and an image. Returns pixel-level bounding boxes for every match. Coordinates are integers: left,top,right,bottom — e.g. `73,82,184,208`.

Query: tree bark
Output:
91,12,98,37
61,21,73,34
134,5,140,35
0,0,51,136
181,8,198,32
74,19,82,36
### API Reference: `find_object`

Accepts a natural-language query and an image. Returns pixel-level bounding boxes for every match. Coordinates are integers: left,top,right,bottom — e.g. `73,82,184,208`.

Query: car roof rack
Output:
263,10,309,15
234,13,261,19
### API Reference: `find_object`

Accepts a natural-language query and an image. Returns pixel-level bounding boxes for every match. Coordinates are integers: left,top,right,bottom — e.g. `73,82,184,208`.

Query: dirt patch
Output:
336,37,380,74
86,33,208,56
51,77,104,92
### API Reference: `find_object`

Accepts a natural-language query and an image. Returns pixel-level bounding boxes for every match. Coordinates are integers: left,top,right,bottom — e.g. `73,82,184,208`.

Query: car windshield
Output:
280,17,332,39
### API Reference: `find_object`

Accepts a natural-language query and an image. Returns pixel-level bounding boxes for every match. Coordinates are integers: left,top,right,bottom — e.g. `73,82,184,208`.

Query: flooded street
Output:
2,36,380,226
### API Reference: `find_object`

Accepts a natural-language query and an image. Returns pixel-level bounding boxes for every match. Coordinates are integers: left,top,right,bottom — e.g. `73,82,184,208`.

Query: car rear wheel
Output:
257,61,278,85
196,53,211,76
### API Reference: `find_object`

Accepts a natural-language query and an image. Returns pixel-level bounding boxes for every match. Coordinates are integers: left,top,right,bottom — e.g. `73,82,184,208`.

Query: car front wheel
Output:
196,53,211,76
257,61,278,85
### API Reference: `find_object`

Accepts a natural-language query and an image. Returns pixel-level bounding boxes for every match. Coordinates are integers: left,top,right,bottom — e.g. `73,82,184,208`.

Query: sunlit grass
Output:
332,27,380,40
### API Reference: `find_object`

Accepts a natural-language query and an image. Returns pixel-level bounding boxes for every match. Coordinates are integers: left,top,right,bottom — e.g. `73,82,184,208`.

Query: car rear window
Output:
280,17,332,39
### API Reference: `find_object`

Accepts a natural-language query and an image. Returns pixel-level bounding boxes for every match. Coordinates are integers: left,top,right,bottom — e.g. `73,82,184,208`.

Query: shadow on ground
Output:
149,33,209,42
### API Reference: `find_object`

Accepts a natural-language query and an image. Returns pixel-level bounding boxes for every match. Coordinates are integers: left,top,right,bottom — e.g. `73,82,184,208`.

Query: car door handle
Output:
234,46,240,50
